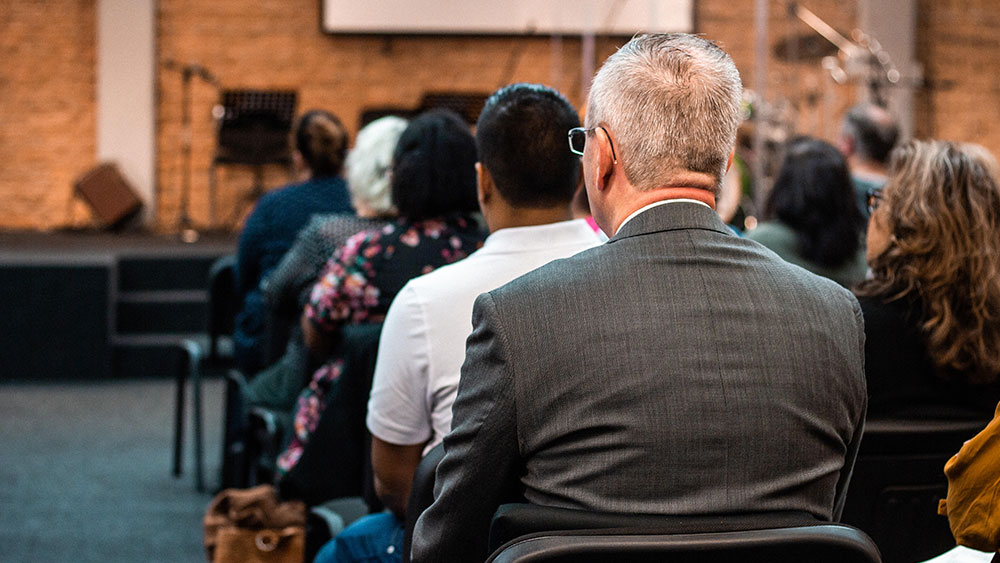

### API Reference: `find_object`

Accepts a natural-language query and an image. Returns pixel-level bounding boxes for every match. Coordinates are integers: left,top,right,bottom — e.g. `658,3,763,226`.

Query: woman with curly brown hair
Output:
857,139,1000,417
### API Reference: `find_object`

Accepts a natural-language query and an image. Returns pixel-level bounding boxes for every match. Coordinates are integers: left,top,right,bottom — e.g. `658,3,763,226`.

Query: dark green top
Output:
746,221,868,288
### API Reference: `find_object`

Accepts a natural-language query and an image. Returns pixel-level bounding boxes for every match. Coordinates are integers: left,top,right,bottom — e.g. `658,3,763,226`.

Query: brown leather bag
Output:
204,484,307,563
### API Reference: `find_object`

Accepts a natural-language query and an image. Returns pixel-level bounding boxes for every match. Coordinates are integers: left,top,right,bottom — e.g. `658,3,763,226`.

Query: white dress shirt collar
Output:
615,198,711,236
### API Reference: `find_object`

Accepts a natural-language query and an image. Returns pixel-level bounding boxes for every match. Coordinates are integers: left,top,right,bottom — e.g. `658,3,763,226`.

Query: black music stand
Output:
209,89,298,229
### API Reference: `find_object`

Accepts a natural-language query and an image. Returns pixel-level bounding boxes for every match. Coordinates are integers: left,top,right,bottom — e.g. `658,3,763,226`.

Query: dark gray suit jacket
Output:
412,202,867,562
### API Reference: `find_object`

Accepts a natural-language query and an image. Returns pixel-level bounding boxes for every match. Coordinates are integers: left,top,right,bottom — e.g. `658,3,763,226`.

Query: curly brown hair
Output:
857,139,1000,383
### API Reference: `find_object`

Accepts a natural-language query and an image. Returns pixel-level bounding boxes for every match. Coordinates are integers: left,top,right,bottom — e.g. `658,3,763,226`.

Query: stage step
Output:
117,255,218,292
116,290,208,334
111,255,232,378
0,231,236,381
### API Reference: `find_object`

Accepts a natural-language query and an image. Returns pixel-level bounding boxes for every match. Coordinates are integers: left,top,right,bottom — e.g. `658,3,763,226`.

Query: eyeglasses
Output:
866,187,884,215
568,126,618,164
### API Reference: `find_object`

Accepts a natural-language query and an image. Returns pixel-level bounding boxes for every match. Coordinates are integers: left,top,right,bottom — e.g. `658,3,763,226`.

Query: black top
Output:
857,294,1000,418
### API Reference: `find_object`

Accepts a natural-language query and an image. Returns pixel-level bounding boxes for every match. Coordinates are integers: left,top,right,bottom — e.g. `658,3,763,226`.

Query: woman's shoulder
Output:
745,221,799,259
745,221,795,244
855,293,931,361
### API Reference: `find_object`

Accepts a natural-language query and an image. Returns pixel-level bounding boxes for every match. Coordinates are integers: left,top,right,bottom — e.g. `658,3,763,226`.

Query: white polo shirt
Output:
366,219,602,455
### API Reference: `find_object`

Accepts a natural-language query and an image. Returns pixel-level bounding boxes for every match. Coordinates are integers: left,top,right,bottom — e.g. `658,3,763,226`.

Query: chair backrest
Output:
276,322,384,506
486,524,882,563
840,417,990,563
207,254,238,363
401,442,445,563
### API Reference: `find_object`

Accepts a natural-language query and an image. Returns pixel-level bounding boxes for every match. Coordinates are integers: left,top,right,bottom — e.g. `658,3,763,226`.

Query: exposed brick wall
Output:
2,1,999,232
154,0,621,231
0,0,96,230
700,0,858,141
915,0,1000,150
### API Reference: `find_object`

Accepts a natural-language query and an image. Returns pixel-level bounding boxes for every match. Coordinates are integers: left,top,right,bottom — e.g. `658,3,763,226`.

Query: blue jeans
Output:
314,512,404,563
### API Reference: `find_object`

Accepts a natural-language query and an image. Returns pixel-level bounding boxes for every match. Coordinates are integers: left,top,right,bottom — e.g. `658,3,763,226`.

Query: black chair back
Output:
486,524,882,563
207,254,237,364
401,442,445,563
840,417,990,563
277,323,384,506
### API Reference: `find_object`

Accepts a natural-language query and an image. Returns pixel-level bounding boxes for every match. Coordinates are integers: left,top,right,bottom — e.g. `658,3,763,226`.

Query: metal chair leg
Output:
180,339,205,492
173,347,186,477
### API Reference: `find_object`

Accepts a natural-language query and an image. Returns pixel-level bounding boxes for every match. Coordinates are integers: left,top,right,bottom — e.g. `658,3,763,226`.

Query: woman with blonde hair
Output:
857,139,1000,417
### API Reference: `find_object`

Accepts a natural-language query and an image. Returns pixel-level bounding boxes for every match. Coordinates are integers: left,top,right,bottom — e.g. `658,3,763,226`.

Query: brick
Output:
3,0,1000,231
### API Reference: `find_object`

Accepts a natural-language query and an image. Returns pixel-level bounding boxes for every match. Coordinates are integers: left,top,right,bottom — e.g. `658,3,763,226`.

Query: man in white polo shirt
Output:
312,82,601,563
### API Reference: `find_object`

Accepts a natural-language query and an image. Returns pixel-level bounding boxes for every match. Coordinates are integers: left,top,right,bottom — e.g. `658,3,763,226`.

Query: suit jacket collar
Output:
608,200,732,244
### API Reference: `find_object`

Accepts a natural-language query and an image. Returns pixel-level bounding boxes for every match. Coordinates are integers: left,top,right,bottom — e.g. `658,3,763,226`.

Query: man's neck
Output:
848,157,887,180
487,205,574,234
608,182,716,235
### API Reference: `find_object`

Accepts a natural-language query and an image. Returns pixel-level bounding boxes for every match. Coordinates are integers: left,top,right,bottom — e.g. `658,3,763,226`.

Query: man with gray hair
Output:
413,34,867,562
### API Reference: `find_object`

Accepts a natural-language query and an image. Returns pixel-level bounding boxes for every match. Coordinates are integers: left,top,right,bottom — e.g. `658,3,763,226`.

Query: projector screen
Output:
321,0,694,35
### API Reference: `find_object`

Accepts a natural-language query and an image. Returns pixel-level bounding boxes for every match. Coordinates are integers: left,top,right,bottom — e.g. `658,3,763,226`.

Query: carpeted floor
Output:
0,378,224,562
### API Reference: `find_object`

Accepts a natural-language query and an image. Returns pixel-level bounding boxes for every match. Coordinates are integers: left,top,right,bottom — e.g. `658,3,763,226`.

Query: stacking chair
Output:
276,323,385,505
172,254,238,492
486,504,881,563
172,338,205,491
206,255,238,364
840,416,990,563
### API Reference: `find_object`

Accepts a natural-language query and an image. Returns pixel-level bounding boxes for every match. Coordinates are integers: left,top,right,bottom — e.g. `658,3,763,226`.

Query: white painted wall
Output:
322,0,693,35
97,0,156,224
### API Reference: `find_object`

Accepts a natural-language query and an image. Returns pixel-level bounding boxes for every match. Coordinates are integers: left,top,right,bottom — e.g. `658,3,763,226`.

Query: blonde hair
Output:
858,140,1000,382
345,116,407,215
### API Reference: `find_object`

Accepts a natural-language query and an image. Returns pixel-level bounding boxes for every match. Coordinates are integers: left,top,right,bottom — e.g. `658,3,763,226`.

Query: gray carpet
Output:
0,378,224,562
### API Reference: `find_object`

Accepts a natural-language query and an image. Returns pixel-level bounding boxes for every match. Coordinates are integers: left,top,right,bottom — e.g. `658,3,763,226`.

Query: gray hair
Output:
586,33,742,192
345,115,408,214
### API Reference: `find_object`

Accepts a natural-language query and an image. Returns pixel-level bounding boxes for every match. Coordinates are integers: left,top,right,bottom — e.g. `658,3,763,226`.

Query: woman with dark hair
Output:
302,109,482,337
234,109,351,375
279,109,485,473
857,139,1000,417
747,136,867,287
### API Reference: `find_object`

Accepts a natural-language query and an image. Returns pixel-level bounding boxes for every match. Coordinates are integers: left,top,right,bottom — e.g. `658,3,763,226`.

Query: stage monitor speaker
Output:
74,162,144,229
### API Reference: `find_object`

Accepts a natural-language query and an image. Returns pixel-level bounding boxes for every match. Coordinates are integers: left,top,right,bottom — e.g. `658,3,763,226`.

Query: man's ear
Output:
725,148,735,174
595,129,616,191
476,162,493,204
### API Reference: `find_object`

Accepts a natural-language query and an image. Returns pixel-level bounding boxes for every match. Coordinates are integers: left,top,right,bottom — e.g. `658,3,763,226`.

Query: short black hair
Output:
476,83,581,208
843,103,899,165
765,136,865,268
390,109,479,221
294,109,348,177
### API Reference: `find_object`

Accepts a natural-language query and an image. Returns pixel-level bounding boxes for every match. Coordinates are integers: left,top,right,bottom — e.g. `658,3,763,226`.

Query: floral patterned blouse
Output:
304,213,486,332
278,213,485,474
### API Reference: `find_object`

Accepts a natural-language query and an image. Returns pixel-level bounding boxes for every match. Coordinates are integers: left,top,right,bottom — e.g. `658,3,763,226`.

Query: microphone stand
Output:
166,60,219,242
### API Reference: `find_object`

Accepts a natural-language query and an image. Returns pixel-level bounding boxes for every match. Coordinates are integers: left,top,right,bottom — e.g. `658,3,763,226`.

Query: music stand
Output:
209,89,298,229
417,92,489,126
357,92,489,131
